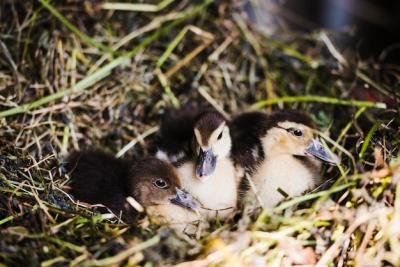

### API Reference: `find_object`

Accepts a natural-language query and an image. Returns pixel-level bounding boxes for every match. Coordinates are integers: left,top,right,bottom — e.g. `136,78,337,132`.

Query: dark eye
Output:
290,128,303,137
217,132,223,140
153,178,169,189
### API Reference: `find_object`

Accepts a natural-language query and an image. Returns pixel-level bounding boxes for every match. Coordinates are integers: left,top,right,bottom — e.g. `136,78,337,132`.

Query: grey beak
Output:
195,148,217,180
170,188,200,211
305,139,339,165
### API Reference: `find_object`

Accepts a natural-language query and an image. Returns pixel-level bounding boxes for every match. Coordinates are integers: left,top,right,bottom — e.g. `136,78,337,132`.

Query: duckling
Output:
66,150,200,227
240,110,338,209
156,109,239,221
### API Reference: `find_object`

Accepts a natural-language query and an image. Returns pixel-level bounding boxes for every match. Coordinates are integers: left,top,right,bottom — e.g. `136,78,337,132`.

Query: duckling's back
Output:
155,102,209,164
230,111,269,174
66,150,132,215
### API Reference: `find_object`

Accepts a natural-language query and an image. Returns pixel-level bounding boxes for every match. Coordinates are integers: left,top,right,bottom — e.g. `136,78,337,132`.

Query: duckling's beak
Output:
170,188,200,211
305,139,339,165
195,148,217,181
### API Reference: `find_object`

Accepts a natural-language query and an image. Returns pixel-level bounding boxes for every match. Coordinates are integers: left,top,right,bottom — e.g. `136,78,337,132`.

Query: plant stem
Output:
251,95,387,109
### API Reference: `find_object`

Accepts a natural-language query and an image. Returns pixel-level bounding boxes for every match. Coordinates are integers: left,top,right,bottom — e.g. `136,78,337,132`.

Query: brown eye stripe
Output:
276,126,291,132
276,126,303,136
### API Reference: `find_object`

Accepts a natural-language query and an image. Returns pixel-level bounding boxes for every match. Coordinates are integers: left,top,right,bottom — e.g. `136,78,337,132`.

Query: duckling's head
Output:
262,111,338,164
193,111,231,181
129,157,199,211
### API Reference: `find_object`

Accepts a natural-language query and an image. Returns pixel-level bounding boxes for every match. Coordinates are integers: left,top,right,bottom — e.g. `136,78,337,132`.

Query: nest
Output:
0,0,399,266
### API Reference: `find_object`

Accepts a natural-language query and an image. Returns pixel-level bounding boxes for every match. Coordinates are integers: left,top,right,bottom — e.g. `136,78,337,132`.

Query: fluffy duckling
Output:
67,150,200,228
156,109,239,221
241,110,338,208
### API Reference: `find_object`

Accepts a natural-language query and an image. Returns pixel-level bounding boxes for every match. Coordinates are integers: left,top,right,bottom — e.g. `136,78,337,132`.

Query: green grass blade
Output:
251,95,387,109
102,0,175,12
273,181,356,212
156,27,188,67
359,123,379,160
0,215,14,225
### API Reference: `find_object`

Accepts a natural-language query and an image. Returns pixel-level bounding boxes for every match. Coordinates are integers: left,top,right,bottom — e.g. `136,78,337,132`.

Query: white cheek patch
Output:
194,128,203,147
212,126,231,158
155,150,168,161
169,151,185,163
155,150,185,163
208,122,226,144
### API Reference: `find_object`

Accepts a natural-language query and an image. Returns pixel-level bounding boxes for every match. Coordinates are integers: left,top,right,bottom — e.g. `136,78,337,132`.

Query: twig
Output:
101,0,175,12
198,86,230,120
116,126,159,158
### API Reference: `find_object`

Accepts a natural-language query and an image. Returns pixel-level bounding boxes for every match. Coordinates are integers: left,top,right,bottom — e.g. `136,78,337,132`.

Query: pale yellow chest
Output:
248,155,319,209
177,159,238,220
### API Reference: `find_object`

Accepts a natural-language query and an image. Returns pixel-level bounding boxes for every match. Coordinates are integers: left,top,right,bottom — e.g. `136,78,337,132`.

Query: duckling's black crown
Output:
266,110,315,130
194,111,226,144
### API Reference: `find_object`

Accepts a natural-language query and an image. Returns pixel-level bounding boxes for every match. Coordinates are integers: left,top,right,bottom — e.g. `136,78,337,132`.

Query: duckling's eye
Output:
153,178,169,189
289,128,303,137
217,132,223,140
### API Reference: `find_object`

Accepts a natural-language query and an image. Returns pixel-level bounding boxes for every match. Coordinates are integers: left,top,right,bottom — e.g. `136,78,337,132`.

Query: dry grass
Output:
0,0,399,266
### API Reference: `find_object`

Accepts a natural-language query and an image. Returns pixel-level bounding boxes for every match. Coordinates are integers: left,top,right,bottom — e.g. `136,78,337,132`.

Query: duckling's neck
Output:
177,158,238,220
146,205,202,234
249,153,321,209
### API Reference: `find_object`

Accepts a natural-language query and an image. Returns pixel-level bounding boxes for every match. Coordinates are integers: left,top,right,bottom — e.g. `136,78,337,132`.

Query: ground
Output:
0,0,400,266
